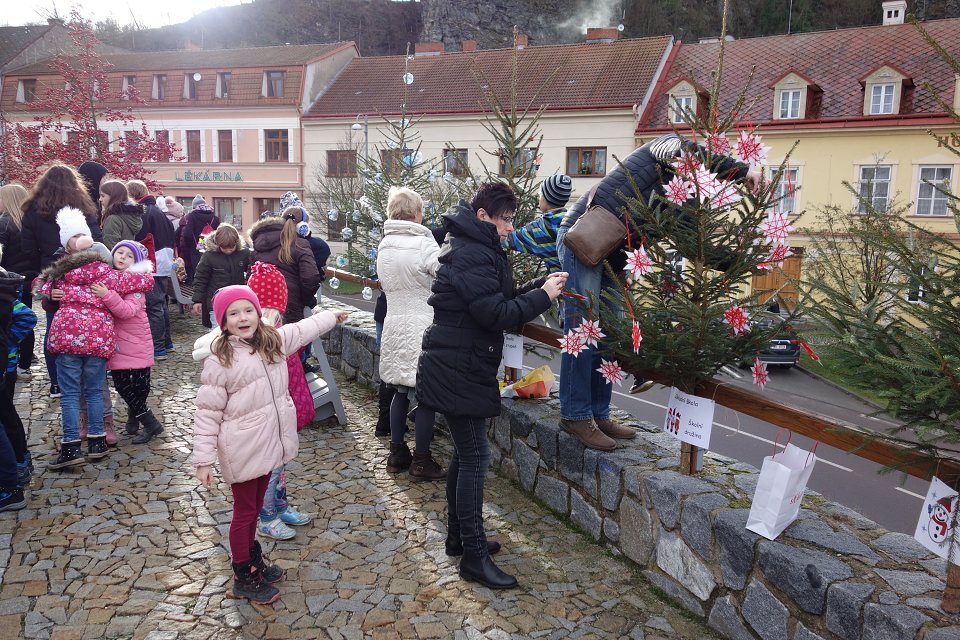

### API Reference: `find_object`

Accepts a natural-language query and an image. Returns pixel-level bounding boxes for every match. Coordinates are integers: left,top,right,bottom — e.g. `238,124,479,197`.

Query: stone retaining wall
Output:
321,309,959,639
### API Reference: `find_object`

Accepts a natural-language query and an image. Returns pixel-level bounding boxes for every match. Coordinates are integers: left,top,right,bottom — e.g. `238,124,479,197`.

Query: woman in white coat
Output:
377,187,445,480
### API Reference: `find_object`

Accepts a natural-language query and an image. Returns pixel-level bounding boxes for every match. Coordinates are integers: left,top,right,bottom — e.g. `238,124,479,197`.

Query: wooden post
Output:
503,366,518,386
680,443,703,475
943,563,960,613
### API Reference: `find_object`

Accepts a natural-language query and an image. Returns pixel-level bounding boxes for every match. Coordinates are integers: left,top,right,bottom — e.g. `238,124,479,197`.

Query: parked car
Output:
740,312,801,368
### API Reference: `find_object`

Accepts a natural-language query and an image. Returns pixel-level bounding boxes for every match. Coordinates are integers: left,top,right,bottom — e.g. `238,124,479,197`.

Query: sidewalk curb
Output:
796,364,885,412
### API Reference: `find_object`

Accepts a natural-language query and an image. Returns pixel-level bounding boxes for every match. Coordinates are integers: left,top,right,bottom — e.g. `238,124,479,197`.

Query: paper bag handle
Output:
806,441,819,467
772,429,792,455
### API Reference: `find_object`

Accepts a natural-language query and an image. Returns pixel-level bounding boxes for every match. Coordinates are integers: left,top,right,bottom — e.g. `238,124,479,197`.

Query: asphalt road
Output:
325,289,928,535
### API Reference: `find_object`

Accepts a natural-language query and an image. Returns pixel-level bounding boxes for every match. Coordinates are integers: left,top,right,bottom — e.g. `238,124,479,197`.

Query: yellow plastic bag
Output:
500,365,556,399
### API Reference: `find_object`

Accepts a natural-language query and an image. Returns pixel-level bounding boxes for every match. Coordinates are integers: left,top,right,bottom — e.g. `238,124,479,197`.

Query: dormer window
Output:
771,72,821,121
666,81,702,125
122,75,136,100
861,65,911,116
263,70,285,97
184,73,201,99
15,79,37,103
216,72,231,98
870,84,895,114
153,74,167,100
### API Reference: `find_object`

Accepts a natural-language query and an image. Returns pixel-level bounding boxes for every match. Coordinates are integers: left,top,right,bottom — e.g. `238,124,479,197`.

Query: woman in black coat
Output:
416,182,566,589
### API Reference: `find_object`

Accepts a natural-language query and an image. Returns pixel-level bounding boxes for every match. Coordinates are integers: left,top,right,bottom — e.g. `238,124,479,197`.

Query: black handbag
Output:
562,185,627,267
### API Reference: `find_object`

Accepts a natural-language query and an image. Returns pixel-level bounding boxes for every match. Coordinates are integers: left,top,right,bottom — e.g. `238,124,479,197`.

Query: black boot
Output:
385,441,411,473
459,553,518,589
445,535,502,557
124,413,139,436
86,435,109,461
250,540,284,583
375,382,394,438
132,410,164,444
231,560,280,604
409,450,447,481
50,440,85,470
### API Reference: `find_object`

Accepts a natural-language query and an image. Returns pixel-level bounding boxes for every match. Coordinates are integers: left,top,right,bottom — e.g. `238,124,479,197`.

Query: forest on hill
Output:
93,0,960,55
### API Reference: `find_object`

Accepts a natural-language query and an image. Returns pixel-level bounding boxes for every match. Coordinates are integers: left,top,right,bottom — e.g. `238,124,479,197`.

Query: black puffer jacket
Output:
191,234,251,329
0,216,34,281
21,207,103,273
248,218,321,324
179,207,220,277
416,200,551,418
561,133,749,270
135,195,176,251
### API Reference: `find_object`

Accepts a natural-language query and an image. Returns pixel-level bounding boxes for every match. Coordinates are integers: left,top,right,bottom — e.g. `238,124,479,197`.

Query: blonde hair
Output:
126,179,148,200
211,224,242,251
386,186,423,221
278,206,301,265
261,308,282,327
0,184,29,230
99,180,129,218
210,318,284,368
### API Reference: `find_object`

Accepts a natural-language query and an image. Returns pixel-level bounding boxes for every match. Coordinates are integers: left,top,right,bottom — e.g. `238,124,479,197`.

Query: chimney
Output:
882,1,907,25
415,41,445,56
515,34,528,49
462,40,478,52
47,17,64,26
585,27,620,44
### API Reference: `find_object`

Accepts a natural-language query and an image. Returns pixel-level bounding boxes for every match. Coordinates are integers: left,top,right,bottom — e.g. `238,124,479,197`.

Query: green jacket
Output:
102,203,144,249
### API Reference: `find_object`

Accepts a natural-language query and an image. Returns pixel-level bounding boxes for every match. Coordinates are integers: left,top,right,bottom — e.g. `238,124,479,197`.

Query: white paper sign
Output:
914,476,960,563
663,387,715,449
502,333,523,369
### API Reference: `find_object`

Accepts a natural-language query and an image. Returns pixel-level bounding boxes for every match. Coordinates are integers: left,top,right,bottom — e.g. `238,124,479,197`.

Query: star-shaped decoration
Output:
632,321,643,353
760,212,795,246
735,130,771,166
624,245,653,279
706,133,731,155
596,359,626,385
558,330,586,357
664,175,693,205
767,243,793,268
711,183,742,210
751,357,769,389
723,305,751,336
575,318,605,348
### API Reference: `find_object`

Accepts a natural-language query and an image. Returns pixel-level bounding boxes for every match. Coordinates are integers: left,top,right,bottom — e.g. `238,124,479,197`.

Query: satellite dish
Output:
192,73,202,82
617,24,625,32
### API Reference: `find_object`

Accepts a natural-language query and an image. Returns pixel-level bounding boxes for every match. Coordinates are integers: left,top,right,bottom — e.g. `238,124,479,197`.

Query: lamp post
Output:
351,114,368,161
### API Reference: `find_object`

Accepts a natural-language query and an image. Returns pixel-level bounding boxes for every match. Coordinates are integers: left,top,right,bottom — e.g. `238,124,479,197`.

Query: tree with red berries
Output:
1,11,179,188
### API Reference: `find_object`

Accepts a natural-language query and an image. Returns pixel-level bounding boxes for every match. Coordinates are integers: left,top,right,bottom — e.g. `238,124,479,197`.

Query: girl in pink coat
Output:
192,285,347,605
98,240,164,445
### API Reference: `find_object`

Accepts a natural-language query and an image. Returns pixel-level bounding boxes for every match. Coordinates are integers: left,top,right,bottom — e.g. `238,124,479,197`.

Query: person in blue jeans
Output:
556,133,761,451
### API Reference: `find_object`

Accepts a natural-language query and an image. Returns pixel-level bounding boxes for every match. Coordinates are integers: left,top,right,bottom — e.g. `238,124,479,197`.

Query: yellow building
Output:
636,8,960,303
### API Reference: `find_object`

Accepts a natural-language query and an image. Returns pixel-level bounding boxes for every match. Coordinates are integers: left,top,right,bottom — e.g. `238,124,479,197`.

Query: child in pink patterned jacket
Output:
97,240,165,445
33,208,153,469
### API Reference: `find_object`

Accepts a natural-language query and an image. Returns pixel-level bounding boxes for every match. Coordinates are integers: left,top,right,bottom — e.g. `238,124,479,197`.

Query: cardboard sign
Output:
914,476,960,563
663,387,715,449
502,333,524,369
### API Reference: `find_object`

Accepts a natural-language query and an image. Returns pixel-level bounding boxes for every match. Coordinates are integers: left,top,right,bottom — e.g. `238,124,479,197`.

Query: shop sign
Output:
175,169,244,182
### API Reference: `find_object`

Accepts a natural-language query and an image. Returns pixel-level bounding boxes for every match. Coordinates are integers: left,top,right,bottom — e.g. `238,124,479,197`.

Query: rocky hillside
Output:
95,0,960,55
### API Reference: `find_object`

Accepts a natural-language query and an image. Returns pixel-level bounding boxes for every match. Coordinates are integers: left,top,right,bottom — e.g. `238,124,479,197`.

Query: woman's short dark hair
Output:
471,182,517,219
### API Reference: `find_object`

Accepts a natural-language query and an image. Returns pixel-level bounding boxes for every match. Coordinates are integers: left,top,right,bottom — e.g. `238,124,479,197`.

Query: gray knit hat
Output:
192,194,206,209
541,174,573,208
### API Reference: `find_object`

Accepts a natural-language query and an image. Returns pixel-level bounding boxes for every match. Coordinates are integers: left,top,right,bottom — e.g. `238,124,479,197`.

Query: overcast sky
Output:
3,1,248,28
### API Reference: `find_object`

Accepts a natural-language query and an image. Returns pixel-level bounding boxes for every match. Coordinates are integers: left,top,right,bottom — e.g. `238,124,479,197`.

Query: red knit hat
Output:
247,261,288,312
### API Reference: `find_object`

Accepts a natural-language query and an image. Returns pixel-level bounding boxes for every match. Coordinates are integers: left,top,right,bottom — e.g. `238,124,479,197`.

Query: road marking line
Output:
862,414,898,427
894,487,925,500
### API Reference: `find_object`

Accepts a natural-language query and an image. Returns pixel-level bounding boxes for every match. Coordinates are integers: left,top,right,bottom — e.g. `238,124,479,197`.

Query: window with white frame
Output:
184,73,200,99
906,265,930,304
263,70,285,97
870,83,895,114
771,167,799,216
153,74,167,100
779,89,801,119
857,165,891,213
670,95,694,124
15,79,37,103
916,166,952,216
216,72,231,98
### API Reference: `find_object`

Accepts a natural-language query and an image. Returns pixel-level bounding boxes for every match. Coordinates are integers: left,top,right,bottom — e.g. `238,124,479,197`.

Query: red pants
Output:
229,474,270,563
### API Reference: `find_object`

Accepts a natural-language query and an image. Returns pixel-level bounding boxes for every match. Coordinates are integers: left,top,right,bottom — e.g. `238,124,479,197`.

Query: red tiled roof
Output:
639,18,960,131
7,42,351,75
306,36,673,118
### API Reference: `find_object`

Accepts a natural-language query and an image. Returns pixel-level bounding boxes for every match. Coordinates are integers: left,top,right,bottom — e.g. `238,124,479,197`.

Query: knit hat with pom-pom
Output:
56,206,93,249
246,261,287,312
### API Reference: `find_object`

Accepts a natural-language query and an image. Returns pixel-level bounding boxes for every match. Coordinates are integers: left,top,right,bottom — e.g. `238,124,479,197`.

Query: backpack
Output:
196,223,214,253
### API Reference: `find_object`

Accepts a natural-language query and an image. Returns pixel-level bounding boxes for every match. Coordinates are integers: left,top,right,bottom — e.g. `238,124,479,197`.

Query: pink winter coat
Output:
101,260,155,370
34,251,154,359
192,310,338,485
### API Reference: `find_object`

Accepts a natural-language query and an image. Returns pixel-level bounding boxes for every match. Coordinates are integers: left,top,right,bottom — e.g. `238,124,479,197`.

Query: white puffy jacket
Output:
376,219,440,388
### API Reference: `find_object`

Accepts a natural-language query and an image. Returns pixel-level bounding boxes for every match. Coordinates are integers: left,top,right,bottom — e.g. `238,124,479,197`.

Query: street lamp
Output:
351,114,368,160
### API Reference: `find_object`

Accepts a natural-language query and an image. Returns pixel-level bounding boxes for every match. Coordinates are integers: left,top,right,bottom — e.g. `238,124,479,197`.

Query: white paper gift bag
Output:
746,437,818,540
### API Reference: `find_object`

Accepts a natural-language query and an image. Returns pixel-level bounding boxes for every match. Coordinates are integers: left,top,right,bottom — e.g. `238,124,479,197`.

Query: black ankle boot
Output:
459,553,518,589
385,441,411,473
132,410,164,444
250,540,284,583
124,413,139,435
231,560,280,604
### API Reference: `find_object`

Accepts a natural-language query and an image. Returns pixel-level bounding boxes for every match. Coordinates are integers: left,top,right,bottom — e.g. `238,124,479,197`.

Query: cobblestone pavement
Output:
0,312,717,639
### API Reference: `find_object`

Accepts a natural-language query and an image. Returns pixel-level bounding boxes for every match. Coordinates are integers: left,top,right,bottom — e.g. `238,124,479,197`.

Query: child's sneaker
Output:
278,508,312,526
258,517,296,540
86,435,109,460
16,461,31,485
154,349,167,360
49,384,61,398
50,441,85,469
0,486,25,512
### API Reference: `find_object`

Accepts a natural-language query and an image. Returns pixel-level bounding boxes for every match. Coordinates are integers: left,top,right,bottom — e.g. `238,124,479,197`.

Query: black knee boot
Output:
375,382,394,438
